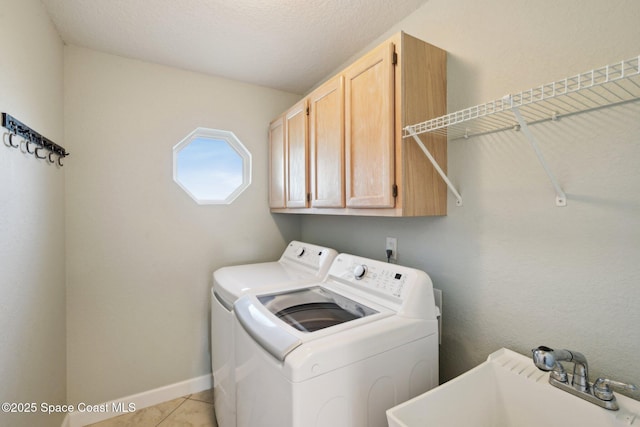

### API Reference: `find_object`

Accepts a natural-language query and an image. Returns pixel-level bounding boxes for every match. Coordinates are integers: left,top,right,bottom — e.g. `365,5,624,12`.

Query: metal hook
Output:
25,140,36,154
4,132,19,148
35,147,47,159
48,151,56,164
57,154,64,167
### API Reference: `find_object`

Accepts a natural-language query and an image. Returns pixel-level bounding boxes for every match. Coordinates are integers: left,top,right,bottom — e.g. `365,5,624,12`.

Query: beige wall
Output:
301,0,640,385
64,47,300,404
0,0,66,426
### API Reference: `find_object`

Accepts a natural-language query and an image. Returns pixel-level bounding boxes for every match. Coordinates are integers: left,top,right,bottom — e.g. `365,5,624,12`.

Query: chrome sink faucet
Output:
532,346,638,411
532,346,589,392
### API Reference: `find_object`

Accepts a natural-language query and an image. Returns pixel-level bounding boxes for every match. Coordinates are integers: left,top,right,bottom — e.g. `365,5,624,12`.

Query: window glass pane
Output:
173,128,251,205
176,138,242,200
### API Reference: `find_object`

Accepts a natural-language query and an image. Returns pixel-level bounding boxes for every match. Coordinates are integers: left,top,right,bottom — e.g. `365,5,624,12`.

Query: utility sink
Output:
387,348,640,427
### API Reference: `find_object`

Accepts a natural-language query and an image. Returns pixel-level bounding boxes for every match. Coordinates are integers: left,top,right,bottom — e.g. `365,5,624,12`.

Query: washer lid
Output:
235,294,302,361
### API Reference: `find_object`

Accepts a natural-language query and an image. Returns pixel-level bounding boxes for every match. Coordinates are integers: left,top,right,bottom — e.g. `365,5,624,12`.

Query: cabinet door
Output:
344,42,395,208
268,116,286,208
309,76,345,208
285,99,309,208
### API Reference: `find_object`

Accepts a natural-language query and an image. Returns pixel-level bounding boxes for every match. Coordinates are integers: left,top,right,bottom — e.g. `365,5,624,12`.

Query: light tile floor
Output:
85,389,217,427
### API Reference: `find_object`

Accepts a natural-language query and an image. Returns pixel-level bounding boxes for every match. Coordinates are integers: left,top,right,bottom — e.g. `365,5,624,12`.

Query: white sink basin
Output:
387,348,640,427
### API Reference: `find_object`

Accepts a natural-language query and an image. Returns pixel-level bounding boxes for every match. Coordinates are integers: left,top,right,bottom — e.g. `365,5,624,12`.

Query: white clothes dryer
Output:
234,253,440,427
211,241,337,427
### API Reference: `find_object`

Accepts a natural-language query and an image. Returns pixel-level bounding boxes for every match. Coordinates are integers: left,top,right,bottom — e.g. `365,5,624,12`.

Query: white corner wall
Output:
63,47,301,404
0,0,66,426
301,0,640,385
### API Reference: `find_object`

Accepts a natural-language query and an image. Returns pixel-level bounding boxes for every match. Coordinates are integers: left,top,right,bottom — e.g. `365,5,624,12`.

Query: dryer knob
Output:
353,264,367,280
295,247,306,257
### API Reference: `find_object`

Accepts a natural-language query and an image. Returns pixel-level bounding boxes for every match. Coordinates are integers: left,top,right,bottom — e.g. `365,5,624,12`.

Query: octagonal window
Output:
173,128,251,204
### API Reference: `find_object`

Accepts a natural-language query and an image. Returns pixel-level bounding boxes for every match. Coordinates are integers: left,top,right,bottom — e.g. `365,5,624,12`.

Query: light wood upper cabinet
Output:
344,41,395,208
285,99,309,208
268,116,286,208
269,32,447,217
309,75,345,208
398,33,447,216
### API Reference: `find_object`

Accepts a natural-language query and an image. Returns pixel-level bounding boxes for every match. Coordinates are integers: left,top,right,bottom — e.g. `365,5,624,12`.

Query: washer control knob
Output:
353,264,367,280
295,247,306,257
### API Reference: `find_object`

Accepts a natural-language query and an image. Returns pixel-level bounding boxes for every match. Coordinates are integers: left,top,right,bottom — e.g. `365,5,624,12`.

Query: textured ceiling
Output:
41,0,429,94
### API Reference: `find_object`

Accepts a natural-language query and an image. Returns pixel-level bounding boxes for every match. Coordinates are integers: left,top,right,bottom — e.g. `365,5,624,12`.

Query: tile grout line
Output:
186,390,214,405
155,396,190,427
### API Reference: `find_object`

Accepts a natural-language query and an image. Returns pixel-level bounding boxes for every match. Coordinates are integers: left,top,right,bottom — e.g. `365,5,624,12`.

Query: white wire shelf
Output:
404,56,640,141
403,55,640,208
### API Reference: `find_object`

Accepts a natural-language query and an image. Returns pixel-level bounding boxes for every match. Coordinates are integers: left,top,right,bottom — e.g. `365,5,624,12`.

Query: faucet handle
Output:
593,378,638,401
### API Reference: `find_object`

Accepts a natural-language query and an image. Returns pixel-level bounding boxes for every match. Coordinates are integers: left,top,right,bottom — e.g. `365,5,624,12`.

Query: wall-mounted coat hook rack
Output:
2,112,69,166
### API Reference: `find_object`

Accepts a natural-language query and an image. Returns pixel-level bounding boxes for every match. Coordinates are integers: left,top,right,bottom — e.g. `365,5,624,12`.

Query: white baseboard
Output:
61,374,212,427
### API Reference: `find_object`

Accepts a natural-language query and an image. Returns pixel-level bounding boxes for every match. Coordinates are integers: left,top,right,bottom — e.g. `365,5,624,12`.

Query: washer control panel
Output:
353,263,408,299
327,253,435,318
330,255,413,300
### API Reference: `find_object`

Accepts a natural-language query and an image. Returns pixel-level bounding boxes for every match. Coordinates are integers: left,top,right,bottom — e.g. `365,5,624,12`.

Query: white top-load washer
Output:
211,241,337,427
234,253,440,427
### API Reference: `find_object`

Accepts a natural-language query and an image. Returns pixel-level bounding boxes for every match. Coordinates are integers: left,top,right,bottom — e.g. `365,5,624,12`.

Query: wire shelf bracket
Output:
403,55,640,207
407,129,463,206
512,106,566,207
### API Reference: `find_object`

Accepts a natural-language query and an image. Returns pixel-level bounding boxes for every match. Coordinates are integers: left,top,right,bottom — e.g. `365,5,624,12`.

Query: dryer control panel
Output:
280,241,338,274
